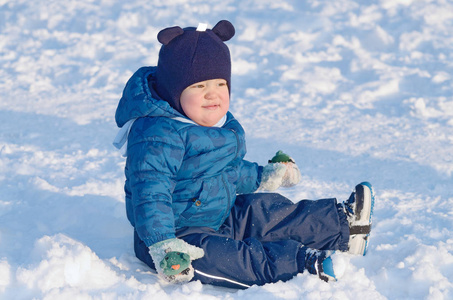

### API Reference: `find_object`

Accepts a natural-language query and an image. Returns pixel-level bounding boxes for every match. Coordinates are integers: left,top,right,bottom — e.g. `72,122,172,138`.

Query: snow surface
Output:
1,0,452,299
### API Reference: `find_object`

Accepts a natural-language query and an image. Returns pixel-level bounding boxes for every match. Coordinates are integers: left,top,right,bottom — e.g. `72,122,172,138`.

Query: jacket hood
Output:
115,66,183,128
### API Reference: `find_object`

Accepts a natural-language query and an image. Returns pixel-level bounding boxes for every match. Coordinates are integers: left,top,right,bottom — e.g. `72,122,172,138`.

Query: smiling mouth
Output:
202,104,220,110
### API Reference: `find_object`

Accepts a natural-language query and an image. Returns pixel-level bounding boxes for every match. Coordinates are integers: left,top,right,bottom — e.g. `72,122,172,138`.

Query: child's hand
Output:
149,238,204,283
259,151,301,191
280,160,301,187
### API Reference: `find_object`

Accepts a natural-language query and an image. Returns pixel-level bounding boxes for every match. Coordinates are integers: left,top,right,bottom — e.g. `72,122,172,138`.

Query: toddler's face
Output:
180,79,229,127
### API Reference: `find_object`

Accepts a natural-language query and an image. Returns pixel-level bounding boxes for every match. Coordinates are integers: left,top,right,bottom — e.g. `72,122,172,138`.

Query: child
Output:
113,20,375,288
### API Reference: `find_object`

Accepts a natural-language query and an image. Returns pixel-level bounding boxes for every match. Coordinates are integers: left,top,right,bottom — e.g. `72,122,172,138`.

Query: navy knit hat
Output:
154,20,235,115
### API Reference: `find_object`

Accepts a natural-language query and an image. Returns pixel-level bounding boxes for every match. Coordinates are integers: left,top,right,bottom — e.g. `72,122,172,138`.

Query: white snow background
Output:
1,0,452,299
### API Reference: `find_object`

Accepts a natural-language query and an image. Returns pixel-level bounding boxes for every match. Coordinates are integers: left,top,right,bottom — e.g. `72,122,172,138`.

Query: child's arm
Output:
127,119,207,282
126,118,185,247
236,159,262,194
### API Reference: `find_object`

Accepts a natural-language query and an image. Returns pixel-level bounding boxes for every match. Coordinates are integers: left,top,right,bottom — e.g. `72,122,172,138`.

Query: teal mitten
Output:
149,238,204,283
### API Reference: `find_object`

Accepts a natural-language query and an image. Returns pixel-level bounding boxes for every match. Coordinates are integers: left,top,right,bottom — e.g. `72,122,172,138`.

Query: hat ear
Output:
157,26,184,45
212,20,235,41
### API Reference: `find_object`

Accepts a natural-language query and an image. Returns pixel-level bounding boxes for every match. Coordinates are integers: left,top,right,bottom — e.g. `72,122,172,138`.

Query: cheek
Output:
223,94,230,109
224,100,230,111
180,94,198,110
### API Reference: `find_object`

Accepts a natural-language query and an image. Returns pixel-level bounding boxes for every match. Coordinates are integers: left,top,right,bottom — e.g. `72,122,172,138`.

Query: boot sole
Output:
349,182,375,255
355,182,374,225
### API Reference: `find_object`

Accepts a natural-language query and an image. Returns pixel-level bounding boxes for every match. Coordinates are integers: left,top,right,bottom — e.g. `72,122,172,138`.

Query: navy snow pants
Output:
134,192,349,288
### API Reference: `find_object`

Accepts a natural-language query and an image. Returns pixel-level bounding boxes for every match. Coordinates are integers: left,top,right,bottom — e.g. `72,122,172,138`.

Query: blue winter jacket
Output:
115,67,262,247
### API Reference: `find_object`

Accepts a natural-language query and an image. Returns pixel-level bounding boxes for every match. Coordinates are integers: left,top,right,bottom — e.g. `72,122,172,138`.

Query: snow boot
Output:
344,182,375,255
304,249,339,282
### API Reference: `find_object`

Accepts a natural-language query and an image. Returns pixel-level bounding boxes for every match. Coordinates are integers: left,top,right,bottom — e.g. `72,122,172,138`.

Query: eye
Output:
190,83,205,89
218,81,227,87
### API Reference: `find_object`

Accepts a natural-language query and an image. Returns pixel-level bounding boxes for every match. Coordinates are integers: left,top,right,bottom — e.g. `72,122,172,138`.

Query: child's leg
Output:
134,230,156,270
177,226,306,288
176,193,349,288
224,193,349,251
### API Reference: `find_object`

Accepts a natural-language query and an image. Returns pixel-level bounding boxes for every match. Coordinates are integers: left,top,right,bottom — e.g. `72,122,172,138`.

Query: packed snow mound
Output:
16,234,121,293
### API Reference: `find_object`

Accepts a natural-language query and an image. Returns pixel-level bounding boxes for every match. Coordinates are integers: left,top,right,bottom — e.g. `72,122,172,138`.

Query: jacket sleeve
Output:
126,118,185,247
236,159,263,194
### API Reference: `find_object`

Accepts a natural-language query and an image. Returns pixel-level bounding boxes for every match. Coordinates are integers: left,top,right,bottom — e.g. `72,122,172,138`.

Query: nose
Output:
204,86,217,100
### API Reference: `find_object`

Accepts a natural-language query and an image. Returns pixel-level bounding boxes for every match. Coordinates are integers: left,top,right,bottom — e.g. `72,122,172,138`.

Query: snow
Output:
1,0,452,299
